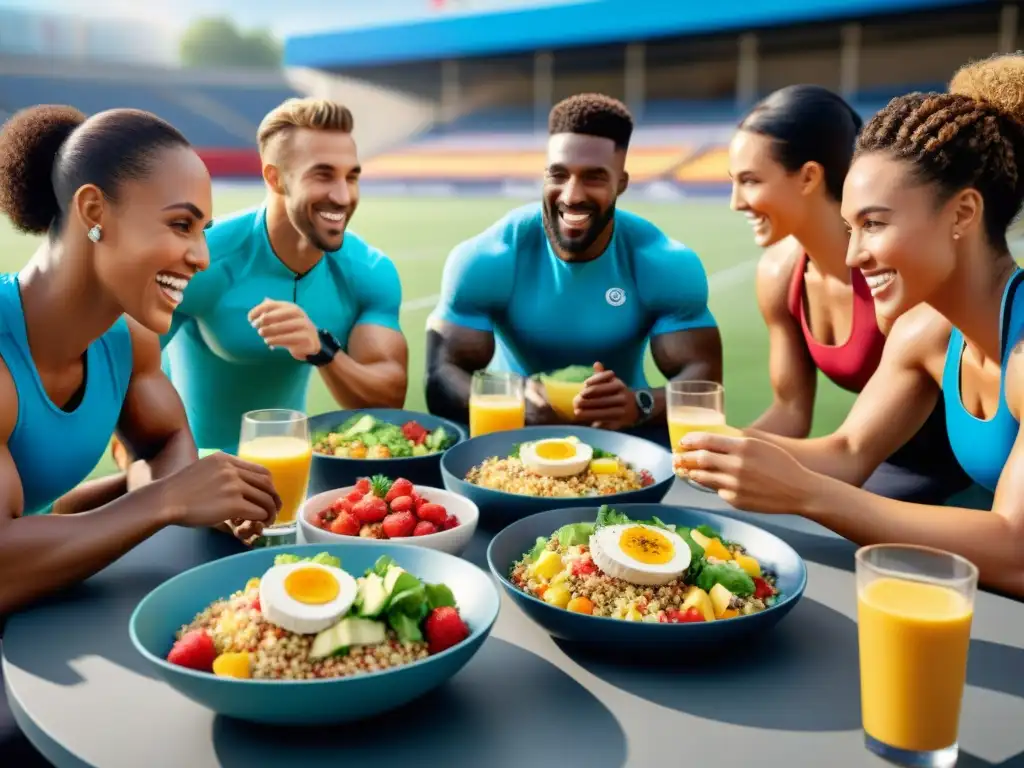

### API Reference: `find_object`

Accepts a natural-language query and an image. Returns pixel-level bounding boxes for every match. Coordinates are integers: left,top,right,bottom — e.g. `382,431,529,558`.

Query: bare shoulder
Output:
124,316,163,372
884,304,952,378
756,237,803,317
0,354,18,443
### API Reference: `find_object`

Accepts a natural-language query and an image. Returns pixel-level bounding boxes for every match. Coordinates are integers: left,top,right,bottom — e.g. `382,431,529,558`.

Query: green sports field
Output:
0,189,859,479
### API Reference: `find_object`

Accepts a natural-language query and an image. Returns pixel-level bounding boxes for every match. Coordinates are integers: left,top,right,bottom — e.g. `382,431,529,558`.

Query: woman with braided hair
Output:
678,53,1024,596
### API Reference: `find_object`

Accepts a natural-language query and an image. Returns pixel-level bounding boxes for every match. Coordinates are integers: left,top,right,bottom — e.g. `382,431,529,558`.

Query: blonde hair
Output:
256,97,354,157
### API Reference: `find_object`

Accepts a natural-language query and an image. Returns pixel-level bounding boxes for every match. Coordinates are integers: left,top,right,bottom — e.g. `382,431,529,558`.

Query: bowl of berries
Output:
297,475,479,556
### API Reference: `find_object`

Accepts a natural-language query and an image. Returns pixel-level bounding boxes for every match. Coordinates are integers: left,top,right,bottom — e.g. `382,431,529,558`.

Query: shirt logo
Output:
605,287,626,307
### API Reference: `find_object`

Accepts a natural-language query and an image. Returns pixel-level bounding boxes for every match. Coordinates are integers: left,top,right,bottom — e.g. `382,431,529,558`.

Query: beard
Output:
542,199,616,258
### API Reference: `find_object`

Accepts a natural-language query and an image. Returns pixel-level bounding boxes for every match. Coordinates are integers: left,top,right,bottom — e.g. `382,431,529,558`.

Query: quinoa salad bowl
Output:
129,542,500,725
308,409,467,496
486,503,806,651
440,426,674,530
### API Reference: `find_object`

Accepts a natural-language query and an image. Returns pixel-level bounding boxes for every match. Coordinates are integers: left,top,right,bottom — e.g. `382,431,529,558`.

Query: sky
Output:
0,0,584,37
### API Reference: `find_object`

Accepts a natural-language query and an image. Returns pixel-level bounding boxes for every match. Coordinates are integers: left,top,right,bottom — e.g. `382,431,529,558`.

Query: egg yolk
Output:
535,441,577,460
284,567,340,605
619,527,675,564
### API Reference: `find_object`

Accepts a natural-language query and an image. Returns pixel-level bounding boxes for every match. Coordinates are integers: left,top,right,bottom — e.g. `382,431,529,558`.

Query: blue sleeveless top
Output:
942,268,1024,492
0,274,133,515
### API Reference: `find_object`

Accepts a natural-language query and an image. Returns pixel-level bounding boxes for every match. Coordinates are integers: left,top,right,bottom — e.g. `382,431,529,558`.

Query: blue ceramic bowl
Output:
130,542,499,725
308,409,467,495
440,426,674,529
487,504,806,650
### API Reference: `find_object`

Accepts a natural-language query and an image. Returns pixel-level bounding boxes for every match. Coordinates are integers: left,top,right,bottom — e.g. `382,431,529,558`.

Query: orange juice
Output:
237,435,312,526
469,394,526,437
858,576,973,752
668,406,738,453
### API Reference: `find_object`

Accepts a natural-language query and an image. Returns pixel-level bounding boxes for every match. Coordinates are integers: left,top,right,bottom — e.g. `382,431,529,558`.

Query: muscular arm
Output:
748,307,945,486
749,248,818,437
797,345,1024,597
644,326,723,423
318,325,408,410
50,321,197,515
424,318,494,425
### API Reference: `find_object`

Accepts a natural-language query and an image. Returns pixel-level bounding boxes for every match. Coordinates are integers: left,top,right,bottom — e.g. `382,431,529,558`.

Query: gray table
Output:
5,480,1024,768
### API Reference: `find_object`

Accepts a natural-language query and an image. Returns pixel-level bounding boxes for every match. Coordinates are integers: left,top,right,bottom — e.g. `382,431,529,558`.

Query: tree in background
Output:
180,18,282,69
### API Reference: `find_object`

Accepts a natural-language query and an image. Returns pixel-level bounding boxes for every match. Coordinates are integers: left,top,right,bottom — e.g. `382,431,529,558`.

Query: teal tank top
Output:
0,274,133,515
942,268,1024,492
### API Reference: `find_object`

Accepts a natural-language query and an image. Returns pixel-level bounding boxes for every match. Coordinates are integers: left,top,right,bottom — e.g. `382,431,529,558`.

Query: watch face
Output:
637,390,655,413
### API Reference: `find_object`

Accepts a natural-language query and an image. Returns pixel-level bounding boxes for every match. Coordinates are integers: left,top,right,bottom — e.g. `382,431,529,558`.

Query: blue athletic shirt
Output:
429,203,717,388
0,274,133,515
160,204,403,454
942,267,1024,492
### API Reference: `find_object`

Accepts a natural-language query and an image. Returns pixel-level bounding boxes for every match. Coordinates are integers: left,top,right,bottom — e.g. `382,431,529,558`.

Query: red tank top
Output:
786,251,886,393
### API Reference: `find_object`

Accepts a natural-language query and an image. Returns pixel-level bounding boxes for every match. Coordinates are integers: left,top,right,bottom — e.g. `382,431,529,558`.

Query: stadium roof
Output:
284,0,988,69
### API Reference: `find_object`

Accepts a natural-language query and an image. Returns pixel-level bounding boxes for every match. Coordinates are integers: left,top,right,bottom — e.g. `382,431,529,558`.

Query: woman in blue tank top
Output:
0,105,280,616
678,54,1024,596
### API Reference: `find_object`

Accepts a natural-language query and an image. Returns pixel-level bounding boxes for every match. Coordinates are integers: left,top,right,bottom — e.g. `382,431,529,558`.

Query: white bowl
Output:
297,484,479,556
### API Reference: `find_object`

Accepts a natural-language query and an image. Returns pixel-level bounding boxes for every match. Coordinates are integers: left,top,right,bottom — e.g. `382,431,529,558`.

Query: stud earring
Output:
953,232,961,240
87,225,102,243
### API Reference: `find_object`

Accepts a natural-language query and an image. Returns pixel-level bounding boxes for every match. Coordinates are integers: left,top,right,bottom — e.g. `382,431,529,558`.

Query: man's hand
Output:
248,299,320,361
524,377,560,425
573,362,639,431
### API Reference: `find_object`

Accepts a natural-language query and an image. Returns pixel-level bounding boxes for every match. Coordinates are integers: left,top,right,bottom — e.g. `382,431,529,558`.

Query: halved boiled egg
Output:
258,562,358,634
590,523,691,586
520,437,593,478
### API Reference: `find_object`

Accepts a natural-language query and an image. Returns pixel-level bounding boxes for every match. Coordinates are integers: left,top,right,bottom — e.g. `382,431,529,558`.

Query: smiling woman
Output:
0,104,282,617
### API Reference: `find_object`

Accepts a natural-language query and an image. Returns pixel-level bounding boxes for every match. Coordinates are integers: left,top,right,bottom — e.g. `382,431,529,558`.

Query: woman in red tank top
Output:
727,85,970,503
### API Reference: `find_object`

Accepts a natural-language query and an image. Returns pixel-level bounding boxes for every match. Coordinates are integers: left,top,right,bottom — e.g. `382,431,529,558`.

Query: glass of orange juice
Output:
237,409,312,539
667,380,730,491
469,370,525,437
856,544,978,767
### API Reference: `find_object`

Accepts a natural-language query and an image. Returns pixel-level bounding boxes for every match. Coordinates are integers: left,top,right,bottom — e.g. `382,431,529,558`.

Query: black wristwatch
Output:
634,388,655,425
305,329,342,366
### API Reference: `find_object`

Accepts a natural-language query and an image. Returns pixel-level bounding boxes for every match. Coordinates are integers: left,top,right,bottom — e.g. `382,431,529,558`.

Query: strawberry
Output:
402,422,428,445
355,477,371,494
353,496,388,524
424,606,469,654
330,498,353,514
442,514,460,531
385,478,414,503
389,495,414,514
167,630,218,671
345,490,365,505
417,502,448,526
382,511,417,538
413,520,438,536
330,510,361,536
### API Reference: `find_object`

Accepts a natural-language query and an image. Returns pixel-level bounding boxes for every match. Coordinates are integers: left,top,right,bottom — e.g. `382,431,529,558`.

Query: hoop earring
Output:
87,225,102,243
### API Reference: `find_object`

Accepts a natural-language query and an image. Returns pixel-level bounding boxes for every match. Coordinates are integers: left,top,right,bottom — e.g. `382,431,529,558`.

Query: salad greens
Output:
362,555,457,643
274,552,342,569
538,365,594,383
313,413,455,458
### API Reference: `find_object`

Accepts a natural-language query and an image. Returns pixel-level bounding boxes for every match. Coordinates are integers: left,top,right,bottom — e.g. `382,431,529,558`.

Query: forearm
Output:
319,352,407,410
50,473,128,515
749,401,811,438
425,362,472,424
746,429,872,486
145,426,197,480
0,483,174,616
802,475,1024,596
647,358,723,423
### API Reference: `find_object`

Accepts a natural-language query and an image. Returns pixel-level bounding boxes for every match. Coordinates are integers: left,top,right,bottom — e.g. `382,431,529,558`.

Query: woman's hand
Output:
676,432,826,514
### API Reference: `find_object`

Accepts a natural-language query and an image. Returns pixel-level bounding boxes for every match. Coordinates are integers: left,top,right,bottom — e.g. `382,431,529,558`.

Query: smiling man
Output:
150,98,408,454
424,93,722,443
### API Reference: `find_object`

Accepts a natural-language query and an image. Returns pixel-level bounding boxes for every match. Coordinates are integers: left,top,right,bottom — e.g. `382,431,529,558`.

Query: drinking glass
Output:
237,409,312,541
856,544,978,768
468,371,526,437
667,380,726,491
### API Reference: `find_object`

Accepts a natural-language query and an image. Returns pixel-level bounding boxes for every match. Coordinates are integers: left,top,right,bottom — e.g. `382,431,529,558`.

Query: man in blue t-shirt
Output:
116,98,408,457
425,94,722,444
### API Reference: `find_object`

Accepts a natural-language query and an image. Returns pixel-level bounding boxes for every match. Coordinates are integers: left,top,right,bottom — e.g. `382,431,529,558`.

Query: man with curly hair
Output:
424,93,723,442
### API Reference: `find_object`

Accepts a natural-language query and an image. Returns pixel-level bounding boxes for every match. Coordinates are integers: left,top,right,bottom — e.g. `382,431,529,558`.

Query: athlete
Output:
425,93,722,443
0,105,280,616
729,84,971,503
155,97,407,454
679,55,1024,596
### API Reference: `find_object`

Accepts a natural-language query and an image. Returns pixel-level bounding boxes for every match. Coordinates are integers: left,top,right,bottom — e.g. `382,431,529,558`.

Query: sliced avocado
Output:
427,426,448,450
357,573,389,618
340,414,377,440
382,564,407,595
309,616,387,660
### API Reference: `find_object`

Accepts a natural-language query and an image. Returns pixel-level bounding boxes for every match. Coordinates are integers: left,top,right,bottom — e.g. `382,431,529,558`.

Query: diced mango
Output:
567,596,594,614
543,584,572,608
589,458,620,475
733,554,762,578
212,652,251,679
530,550,563,580
690,530,712,549
704,538,733,561
624,603,642,621
720,609,739,619
550,569,570,586
709,583,734,618
682,587,716,622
